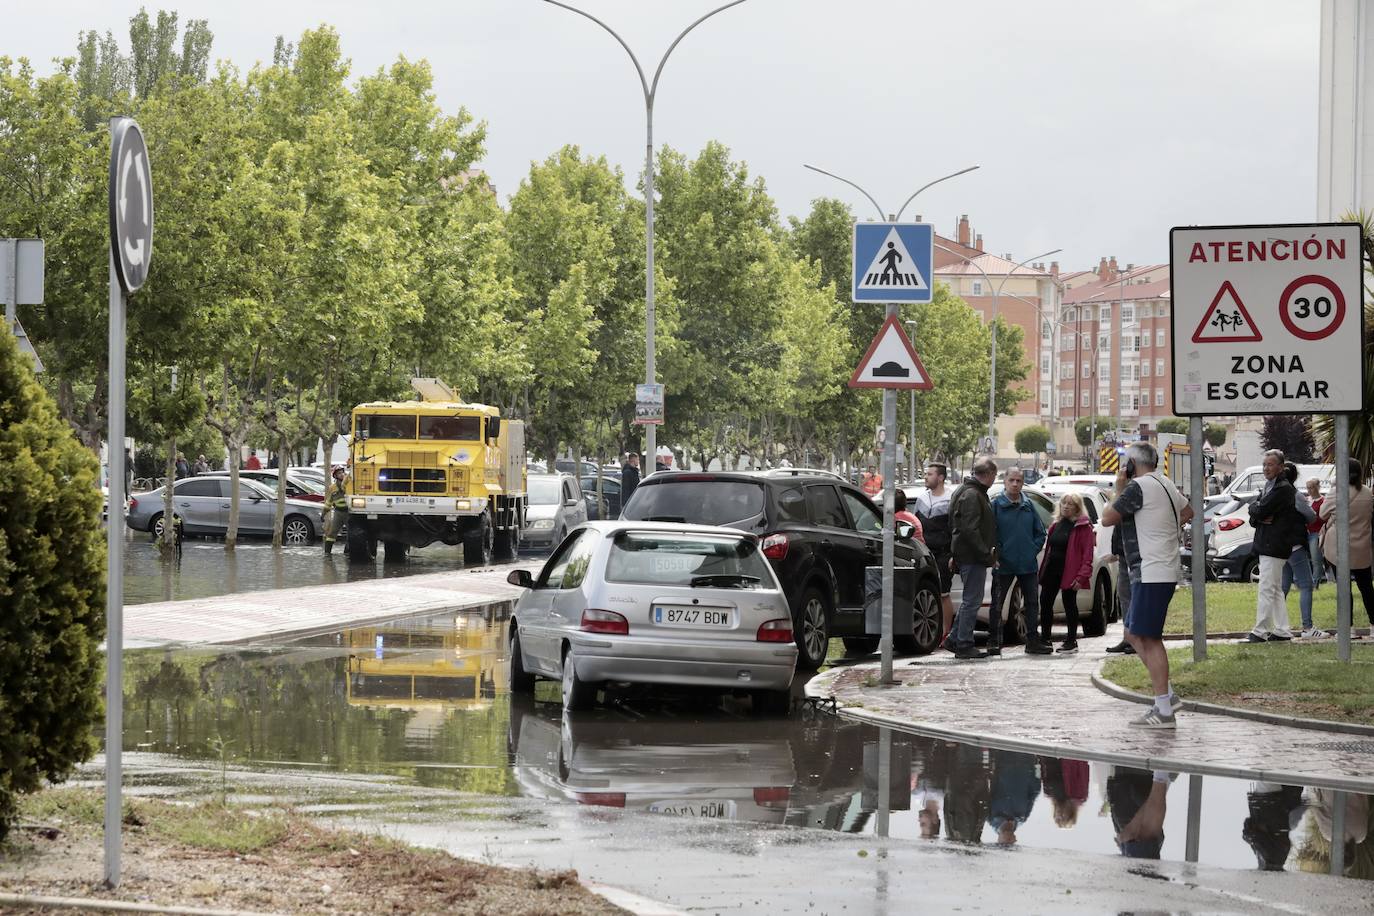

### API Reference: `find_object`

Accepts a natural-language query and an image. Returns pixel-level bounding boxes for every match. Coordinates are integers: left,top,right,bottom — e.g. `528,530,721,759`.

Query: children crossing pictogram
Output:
1191,280,1262,343
857,227,929,291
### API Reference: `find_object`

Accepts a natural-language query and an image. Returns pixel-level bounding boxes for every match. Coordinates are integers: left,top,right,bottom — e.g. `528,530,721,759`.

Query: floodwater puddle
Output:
118,607,1373,882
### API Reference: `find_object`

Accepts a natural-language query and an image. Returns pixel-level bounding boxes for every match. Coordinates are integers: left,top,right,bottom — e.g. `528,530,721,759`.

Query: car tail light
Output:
757,618,792,642
1217,518,1243,531
575,792,626,808
753,787,791,806
761,532,789,560
580,609,629,635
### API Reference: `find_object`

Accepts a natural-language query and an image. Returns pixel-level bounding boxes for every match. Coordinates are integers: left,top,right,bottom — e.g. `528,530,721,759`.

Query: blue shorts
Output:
1125,582,1175,639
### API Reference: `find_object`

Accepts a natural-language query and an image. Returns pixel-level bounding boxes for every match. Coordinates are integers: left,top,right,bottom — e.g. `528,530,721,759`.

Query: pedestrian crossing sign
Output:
852,222,934,303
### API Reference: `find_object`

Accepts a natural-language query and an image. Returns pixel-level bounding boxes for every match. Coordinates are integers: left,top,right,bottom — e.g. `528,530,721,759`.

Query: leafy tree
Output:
1156,417,1187,436
1014,425,1050,455
0,329,105,842
1074,415,1116,447
1260,415,1316,463
1204,423,1228,448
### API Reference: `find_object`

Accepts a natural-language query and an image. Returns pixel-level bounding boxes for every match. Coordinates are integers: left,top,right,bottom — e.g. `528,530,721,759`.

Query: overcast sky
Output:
8,1,1320,269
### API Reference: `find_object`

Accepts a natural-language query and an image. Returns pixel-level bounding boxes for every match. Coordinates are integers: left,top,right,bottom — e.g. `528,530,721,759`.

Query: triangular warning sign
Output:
849,315,933,389
1192,280,1262,343
856,226,929,292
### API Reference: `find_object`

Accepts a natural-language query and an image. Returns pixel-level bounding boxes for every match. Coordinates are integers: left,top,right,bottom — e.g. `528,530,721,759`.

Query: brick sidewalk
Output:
123,565,529,647
811,623,1374,791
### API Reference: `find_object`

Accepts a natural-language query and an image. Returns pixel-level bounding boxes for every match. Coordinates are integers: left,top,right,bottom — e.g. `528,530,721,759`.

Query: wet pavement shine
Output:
104,605,1374,913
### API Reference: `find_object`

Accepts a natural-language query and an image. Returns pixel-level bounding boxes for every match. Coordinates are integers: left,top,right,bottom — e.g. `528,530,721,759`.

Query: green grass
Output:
1101,643,1374,725
1165,582,1351,635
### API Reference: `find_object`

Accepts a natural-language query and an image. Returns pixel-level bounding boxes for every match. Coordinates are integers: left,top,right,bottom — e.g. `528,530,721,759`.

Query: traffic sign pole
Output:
1189,416,1207,661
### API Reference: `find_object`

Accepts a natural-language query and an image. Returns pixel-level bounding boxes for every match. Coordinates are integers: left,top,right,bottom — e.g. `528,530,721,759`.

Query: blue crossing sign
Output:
852,222,934,303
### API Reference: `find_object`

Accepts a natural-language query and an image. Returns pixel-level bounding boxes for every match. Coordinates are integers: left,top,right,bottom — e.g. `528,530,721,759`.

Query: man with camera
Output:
1102,442,1192,728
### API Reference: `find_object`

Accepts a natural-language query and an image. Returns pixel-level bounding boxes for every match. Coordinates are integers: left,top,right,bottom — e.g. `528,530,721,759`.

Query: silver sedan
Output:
506,521,798,714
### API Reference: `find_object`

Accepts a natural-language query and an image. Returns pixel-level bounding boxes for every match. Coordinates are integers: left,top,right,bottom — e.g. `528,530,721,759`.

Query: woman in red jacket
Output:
1036,492,1097,655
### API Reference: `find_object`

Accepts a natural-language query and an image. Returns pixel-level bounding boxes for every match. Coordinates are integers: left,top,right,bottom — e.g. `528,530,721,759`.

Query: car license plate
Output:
648,800,736,819
392,496,430,504
653,606,732,628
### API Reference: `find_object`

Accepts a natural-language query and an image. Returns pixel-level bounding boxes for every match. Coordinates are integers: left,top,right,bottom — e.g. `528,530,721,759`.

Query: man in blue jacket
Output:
990,467,1047,656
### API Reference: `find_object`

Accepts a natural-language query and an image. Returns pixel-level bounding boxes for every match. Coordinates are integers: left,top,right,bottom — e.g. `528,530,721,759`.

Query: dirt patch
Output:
1,790,626,915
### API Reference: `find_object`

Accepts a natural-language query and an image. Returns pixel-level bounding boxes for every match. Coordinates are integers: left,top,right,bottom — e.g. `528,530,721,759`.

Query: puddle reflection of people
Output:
1110,767,1174,859
1242,782,1305,871
1040,756,1090,828
987,750,1039,846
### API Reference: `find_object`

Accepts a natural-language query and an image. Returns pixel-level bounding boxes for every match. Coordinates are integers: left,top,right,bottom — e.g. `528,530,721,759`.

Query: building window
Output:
1142,361,1150,377
1081,391,1090,408
1082,365,1092,378
972,280,983,295
1121,304,1134,322
1155,358,1164,376
1156,329,1165,347
1155,390,1165,407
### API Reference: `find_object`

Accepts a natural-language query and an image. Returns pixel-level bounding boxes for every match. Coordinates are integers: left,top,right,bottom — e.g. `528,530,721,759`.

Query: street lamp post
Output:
545,0,748,469
934,242,1061,453
802,163,977,686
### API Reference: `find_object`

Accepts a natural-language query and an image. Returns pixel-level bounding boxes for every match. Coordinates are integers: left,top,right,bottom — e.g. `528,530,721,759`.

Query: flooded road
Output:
121,533,538,605
117,606,1374,892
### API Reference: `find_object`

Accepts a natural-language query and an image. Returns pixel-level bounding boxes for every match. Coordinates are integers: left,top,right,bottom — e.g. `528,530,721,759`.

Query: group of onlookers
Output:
1247,451,1374,643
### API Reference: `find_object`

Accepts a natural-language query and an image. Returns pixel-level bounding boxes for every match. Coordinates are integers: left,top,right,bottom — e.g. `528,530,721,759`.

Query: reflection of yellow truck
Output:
346,379,525,565
344,614,504,711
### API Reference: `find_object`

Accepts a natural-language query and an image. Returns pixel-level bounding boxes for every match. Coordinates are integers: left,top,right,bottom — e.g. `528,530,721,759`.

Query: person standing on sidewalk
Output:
1281,463,1322,639
1319,457,1374,637
1036,492,1096,655
990,467,1046,657
1245,450,1301,643
1102,442,1191,729
949,456,998,661
915,463,956,646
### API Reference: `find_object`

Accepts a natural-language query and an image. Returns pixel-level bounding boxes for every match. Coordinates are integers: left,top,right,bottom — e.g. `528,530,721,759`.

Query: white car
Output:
949,483,1120,643
505,521,798,713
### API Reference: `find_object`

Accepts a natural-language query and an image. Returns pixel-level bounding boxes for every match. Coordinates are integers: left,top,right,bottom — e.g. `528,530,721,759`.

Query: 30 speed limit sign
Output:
1170,222,1365,416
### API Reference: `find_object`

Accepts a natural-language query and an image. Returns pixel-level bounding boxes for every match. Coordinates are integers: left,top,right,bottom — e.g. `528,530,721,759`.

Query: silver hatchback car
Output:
506,521,798,714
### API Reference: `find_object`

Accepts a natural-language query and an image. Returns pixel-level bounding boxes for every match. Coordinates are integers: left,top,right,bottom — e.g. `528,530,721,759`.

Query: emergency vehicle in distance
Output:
345,378,526,566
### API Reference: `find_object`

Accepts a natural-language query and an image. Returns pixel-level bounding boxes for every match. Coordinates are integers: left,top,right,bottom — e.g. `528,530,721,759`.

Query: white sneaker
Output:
1130,707,1177,729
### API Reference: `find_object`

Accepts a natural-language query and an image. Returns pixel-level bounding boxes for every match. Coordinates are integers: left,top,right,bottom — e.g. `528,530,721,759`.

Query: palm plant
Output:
1312,210,1374,481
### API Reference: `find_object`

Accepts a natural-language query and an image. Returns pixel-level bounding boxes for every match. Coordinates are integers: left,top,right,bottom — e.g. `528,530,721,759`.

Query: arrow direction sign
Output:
850,315,933,389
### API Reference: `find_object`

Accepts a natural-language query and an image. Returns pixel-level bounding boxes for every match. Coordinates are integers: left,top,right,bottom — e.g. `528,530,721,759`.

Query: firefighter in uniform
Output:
324,465,348,554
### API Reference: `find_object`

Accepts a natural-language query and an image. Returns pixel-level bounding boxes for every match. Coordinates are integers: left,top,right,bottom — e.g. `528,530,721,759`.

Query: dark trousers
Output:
1038,580,1079,643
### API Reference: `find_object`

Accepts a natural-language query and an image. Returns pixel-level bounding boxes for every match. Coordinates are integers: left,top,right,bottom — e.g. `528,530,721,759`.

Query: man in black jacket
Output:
949,456,998,660
1245,449,1300,643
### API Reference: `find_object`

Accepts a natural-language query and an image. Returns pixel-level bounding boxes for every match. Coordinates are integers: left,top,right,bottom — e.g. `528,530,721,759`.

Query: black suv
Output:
620,469,943,668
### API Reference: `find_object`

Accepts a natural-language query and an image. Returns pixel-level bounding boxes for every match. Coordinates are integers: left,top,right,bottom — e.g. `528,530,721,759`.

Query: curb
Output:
810,663,1374,792
1090,666,1374,737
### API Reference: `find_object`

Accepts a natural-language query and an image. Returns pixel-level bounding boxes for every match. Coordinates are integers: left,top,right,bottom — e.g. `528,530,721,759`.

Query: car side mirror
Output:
507,569,534,589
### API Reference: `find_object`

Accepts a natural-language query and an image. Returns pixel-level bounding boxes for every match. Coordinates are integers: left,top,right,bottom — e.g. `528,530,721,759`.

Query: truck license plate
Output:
653,606,731,628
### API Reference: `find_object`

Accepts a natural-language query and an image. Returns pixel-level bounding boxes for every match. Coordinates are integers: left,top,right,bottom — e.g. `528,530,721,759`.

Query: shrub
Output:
0,328,106,843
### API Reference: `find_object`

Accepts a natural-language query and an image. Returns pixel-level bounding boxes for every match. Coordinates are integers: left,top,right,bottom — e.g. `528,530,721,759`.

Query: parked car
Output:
620,468,944,668
1181,494,1258,582
522,473,588,551
580,475,623,520
505,520,798,712
126,475,323,544
948,483,1120,642
233,468,326,502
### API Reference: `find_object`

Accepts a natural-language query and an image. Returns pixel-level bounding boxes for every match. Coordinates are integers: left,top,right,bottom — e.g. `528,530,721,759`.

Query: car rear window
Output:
622,479,765,526
605,532,774,588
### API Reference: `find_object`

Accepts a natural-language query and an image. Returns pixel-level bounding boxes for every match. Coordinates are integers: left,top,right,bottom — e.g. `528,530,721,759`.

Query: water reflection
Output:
120,608,1374,881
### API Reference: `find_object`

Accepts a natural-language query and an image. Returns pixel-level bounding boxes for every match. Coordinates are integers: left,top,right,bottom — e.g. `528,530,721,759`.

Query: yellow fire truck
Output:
346,379,526,565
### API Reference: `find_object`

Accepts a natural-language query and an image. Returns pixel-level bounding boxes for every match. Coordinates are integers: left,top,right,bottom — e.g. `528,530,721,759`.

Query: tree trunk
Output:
160,438,176,558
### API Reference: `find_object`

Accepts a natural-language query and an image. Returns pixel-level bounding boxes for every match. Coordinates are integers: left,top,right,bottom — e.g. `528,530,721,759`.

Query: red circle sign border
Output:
1278,274,1345,341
